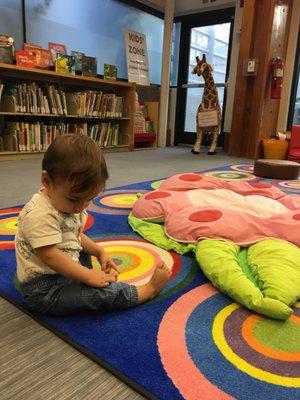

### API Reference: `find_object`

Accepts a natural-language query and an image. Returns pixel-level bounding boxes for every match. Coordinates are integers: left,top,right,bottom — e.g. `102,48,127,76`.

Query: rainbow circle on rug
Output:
83,213,94,232
90,236,197,300
0,207,21,249
151,179,165,189
204,170,256,181
158,284,300,400
276,180,300,193
231,164,254,173
87,189,148,215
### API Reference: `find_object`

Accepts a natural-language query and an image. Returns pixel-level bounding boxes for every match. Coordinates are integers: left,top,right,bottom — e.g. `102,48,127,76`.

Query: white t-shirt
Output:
15,189,87,283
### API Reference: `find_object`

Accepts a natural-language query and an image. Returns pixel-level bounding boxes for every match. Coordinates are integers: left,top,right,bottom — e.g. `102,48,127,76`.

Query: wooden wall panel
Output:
228,0,293,159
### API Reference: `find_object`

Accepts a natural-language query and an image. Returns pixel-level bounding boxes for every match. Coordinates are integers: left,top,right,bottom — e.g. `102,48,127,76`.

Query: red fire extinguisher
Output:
271,57,284,99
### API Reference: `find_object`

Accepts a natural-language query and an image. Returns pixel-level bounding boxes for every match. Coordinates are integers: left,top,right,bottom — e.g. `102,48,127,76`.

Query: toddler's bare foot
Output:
137,262,171,303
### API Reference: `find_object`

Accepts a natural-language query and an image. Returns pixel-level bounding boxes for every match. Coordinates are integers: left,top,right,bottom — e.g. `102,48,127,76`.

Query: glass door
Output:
175,9,234,147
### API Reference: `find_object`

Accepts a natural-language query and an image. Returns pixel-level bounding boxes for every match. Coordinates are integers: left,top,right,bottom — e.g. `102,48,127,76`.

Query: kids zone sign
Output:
124,28,149,85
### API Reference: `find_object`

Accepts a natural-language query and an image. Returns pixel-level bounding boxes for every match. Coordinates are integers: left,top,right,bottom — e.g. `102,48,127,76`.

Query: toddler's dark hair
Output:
42,134,108,193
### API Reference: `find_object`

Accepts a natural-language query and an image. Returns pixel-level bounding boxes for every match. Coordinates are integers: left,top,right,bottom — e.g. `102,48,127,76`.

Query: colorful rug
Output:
0,164,299,400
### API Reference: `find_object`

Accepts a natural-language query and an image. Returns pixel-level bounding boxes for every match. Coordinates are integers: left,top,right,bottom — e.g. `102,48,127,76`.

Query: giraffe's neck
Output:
202,73,219,109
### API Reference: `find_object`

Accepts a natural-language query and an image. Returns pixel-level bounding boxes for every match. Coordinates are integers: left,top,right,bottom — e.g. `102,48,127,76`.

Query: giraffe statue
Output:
191,54,221,155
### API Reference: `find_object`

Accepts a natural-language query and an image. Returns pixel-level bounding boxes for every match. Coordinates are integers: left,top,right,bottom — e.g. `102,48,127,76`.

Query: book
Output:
0,35,14,64
23,43,42,52
24,44,50,69
0,83,3,103
16,50,36,68
71,51,84,72
35,49,50,69
55,54,75,75
104,64,117,80
82,56,97,77
48,42,67,66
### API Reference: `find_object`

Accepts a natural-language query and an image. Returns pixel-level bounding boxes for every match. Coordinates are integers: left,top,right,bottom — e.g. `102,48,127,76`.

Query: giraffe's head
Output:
192,54,213,77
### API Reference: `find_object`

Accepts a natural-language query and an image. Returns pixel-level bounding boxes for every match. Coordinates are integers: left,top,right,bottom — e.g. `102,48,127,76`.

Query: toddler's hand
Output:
85,269,117,288
97,251,121,275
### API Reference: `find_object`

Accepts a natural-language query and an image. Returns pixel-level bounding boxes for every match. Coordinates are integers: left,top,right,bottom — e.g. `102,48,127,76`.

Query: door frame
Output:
174,7,235,146
287,25,300,129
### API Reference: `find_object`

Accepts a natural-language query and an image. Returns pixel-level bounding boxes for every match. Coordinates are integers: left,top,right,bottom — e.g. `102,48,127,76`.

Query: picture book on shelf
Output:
23,43,42,52
104,64,117,80
16,50,36,68
36,49,50,69
23,44,50,69
82,56,97,77
55,54,76,75
48,42,67,66
71,51,84,72
0,35,15,64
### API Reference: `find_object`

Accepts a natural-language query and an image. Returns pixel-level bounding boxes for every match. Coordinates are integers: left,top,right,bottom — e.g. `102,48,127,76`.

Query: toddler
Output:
15,134,170,315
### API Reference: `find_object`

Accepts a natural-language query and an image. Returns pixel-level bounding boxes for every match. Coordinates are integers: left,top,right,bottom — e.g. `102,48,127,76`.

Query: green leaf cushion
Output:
196,239,294,320
247,239,300,306
129,213,196,255
129,213,300,320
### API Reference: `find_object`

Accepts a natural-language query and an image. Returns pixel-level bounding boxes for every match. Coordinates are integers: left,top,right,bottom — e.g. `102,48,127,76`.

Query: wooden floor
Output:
0,147,249,399
0,297,144,399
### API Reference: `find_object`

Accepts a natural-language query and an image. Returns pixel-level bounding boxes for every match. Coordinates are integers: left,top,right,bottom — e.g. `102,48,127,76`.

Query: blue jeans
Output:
18,252,138,316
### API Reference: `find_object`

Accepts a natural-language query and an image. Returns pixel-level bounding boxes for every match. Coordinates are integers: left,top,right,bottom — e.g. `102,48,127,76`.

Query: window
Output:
0,0,23,50
24,0,164,83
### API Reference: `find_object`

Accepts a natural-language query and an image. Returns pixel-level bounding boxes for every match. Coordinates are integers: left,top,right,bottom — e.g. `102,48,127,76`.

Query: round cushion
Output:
254,159,300,180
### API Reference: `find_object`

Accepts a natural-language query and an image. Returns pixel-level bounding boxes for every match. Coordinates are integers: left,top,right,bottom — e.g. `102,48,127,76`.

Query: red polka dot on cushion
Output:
179,173,203,182
145,191,171,200
189,210,222,223
292,214,300,221
249,182,273,189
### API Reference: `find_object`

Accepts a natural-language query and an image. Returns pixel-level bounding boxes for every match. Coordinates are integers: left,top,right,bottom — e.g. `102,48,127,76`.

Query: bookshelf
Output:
0,63,136,159
135,84,160,150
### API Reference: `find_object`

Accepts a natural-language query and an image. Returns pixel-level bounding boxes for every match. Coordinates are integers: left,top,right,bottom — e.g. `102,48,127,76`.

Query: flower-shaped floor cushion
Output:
130,173,300,320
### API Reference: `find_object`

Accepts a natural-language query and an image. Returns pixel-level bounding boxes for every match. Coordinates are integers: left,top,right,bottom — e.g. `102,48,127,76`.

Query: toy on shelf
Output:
191,54,221,155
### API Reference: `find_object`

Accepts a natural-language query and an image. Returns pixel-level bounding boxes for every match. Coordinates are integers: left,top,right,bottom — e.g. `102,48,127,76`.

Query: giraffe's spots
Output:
292,214,300,221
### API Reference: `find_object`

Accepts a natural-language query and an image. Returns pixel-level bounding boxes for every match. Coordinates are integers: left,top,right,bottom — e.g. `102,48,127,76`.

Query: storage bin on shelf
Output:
262,138,288,160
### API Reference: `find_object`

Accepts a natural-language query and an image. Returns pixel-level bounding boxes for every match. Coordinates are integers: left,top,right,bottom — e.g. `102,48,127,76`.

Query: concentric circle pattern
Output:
204,170,256,181
151,179,165,189
158,284,300,400
231,164,254,173
276,180,300,193
0,207,21,249
89,236,198,300
87,190,148,215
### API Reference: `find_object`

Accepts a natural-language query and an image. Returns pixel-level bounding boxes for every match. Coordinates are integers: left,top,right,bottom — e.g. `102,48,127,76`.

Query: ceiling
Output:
137,0,235,16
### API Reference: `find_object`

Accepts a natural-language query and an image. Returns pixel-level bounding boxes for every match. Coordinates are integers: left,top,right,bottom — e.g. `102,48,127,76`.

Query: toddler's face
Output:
44,176,102,214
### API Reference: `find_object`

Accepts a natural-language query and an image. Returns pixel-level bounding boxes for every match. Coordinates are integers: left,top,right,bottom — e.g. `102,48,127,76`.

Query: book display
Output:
55,54,76,75
0,63,136,158
134,85,159,149
104,64,117,81
48,42,67,66
0,35,15,64
82,56,97,77
71,51,84,73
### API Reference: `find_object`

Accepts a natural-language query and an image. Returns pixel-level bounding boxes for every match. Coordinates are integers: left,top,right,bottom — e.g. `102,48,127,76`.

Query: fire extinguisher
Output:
271,57,284,99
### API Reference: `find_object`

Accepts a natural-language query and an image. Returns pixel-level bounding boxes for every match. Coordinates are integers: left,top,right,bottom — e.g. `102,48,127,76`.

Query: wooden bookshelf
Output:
135,84,160,150
0,63,136,159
